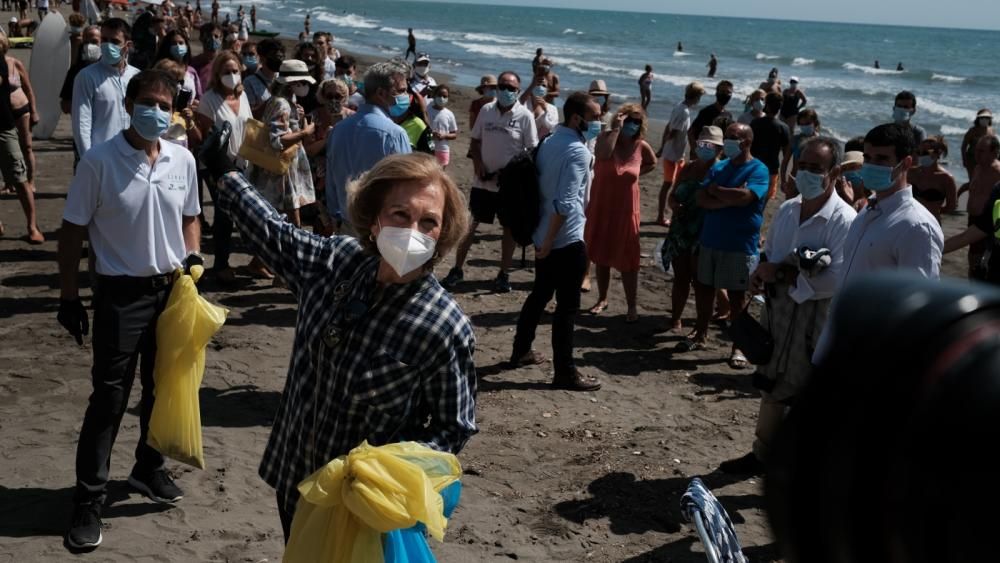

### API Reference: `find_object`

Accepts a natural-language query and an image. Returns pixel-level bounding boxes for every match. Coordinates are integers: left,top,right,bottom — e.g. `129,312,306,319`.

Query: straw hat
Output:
475,74,498,94
275,59,316,84
842,151,864,167
588,79,609,96
698,125,724,146
977,109,993,118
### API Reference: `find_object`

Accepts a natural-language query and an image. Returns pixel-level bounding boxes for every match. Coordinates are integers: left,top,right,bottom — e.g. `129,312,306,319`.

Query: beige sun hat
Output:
475,74,498,94
276,59,316,84
588,79,609,96
698,125,724,146
842,151,864,167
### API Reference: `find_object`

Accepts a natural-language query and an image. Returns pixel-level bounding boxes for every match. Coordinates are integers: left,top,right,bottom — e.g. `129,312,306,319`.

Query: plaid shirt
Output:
217,172,478,515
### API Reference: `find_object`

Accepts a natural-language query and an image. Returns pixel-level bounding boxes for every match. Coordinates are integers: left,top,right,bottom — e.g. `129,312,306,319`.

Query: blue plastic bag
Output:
383,482,462,563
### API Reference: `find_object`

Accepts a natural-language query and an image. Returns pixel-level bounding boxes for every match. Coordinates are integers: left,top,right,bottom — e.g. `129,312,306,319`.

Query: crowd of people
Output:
0,2,994,556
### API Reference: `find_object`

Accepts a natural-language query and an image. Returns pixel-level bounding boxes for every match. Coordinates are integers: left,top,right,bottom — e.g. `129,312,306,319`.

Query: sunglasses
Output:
497,84,519,92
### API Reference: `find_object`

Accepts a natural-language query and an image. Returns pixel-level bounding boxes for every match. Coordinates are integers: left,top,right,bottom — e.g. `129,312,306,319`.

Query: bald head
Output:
728,122,753,142
724,123,753,161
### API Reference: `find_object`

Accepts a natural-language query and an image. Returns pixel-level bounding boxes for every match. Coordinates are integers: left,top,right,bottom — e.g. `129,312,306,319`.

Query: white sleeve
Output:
523,113,539,150
72,70,93,156
897,220,944,279
63,157,100,226
446,110,458,133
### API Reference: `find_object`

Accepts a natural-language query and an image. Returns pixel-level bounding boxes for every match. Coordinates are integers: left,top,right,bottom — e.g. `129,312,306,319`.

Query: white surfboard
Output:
30,12,70,140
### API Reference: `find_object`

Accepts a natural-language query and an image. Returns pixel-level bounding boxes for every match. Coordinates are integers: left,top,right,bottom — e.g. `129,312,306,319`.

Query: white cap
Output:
790,76,800,83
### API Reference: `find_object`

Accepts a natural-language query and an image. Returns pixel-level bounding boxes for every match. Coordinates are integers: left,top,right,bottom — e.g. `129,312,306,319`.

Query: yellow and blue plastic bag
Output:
146,267,228,469
283,441,463,563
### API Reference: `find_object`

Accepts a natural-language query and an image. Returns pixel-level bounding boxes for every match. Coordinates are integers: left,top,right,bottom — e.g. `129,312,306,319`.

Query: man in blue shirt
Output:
326,60,411,234
677,122,769,369
509,92,602,392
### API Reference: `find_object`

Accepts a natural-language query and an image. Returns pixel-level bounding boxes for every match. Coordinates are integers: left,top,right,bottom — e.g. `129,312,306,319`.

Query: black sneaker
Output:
66,502,103,549
440,267,464,289
128,469,184,504
493,271,511,294
718,452,766,476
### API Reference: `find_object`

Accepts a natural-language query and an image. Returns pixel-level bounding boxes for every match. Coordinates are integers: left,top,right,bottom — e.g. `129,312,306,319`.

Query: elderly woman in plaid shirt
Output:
202,128,477,540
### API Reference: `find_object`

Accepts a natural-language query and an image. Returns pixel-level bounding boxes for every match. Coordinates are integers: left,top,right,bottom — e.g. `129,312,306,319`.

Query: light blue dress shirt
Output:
325,103,411,222
71,62,140,157
533,125,590,249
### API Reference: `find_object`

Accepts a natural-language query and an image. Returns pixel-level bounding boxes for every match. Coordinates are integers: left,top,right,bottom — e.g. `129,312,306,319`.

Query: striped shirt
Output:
217,172,478,515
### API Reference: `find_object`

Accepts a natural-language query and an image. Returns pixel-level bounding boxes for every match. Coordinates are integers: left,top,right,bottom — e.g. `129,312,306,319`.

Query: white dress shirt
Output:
763,191,857,304
71,62,140,157
812,186,943,362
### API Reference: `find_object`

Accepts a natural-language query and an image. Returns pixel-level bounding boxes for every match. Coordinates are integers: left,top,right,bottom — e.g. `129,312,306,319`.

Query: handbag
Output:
728,298,774,366
237,117,298,175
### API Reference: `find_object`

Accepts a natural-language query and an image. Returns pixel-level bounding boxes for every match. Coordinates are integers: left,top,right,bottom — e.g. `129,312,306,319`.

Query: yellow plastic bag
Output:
146,267,228,469
283,441,462,563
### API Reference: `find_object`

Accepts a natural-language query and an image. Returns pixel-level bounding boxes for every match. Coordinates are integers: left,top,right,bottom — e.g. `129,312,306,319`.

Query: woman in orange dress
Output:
584,103,657,322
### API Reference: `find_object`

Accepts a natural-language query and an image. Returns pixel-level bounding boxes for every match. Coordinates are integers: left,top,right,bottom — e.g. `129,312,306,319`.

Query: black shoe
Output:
493,271,511,293
440,267,464,289
718,452,766,475
551,369,602,391
128,469,184,504
66,502,103,549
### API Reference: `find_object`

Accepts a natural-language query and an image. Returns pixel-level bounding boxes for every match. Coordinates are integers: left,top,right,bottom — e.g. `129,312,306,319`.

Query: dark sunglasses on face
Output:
497,84,518,92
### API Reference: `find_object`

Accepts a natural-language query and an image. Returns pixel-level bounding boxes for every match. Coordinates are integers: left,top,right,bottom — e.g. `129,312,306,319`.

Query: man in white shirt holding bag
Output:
719,136,856,476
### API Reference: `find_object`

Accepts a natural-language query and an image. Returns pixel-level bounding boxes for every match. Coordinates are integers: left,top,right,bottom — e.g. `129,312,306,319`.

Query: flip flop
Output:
589,301,608,315
675,338,706,353
728,351,750,370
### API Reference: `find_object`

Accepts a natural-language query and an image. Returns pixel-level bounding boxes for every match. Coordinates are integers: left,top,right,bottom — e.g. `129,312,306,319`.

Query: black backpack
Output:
497,137,547,247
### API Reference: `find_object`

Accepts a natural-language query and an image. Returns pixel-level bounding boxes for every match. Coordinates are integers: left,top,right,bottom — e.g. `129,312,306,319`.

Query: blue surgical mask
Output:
696,145,718,162
893,106,912,124
207,38,221,51
918,155,936,168
483,88,496,99
799,124,815,136
723,139,742,159
796,170,826,200
621,122,640,138
101,42,123,65
389,93,410,117
131,104,172,141
497,89,518,108
583,120,603,141
243,55,259,72
859,162,897,192
844,171,864,186
170,44,188,60
533,85,547,98
751,99,765,112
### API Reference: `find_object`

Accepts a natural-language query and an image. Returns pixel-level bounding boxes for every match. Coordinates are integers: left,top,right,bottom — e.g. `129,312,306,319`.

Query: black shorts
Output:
469,188,499,224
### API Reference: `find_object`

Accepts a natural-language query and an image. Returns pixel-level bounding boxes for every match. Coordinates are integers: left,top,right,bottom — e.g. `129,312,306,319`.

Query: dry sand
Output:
0,9,973,562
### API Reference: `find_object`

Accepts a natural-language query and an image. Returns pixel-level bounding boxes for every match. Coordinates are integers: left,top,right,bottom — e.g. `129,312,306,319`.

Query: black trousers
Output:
206,175,234,270
513,241,587,379
74,276,172,504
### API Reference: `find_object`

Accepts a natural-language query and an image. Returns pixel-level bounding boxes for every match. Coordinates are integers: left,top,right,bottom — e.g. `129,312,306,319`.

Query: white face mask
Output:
291,82,310,98
434,96,448,107
796,170,827,200
415,65,429,77
82,42,101,62
220,71,241,90
376,224,437,277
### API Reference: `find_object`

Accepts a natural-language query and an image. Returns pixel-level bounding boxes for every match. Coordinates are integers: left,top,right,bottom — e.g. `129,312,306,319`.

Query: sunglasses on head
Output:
497,84,518,92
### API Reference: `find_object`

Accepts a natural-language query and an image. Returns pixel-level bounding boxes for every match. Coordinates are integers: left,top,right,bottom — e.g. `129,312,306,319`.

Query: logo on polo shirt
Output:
164,173,188,191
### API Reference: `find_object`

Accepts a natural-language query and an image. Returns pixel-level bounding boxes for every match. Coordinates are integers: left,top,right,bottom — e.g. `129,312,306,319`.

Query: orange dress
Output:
584,141,642,273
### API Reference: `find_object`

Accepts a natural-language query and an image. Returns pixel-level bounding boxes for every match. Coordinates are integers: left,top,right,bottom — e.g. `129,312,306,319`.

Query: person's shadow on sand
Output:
0,482,175,552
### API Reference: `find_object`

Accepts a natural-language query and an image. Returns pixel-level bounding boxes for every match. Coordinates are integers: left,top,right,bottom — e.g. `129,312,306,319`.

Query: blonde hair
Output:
316,78,348,105
617,102,648,139
0,31,9,55
208,50,244,96
349,153,469,269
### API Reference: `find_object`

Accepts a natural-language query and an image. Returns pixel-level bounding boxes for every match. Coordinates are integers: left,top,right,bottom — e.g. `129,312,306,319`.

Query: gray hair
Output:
363,60,410,101
84,24,100,35
802,136,844,172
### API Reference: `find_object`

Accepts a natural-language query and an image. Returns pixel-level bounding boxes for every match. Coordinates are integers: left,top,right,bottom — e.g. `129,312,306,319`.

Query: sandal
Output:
675,338,707,353
728,351,750,370
589,301,608,315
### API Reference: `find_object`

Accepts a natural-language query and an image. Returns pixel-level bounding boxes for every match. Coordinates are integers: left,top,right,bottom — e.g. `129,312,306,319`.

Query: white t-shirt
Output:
524,98,559,138
347,91,364,110
197,88,251,165
426,105,458,153
36,0,49,9
470,101,539,192
63,133,201,277
661,100,691,162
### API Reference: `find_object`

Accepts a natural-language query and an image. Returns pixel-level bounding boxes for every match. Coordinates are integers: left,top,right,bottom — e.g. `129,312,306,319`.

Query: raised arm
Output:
415,318,478,454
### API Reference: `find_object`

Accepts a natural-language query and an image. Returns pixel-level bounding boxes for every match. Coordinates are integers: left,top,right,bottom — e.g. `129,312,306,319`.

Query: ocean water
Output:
247,0,1000,181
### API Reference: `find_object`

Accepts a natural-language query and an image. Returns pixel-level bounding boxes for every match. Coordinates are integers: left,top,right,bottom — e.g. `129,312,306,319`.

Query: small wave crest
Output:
932,73,967,83
452,41,535,61
673,51,692,57
756,53,780,60
380,26,438,41
561,28,583,35
941,125,969,136
843,62,902,75
462,32,521,45
792,57,815,66
920,98,977,122
313,12,378,29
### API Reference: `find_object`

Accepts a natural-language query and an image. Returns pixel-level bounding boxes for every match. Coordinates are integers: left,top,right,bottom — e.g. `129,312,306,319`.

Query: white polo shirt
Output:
470,100,538,192
63,133,201,277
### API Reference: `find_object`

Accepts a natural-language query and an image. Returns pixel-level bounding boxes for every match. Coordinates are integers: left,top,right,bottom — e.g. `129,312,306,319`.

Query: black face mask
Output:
717,93,732,106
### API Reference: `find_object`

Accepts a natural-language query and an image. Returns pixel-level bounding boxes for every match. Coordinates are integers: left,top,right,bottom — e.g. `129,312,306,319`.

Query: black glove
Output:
183,252,205,275
197,122,238,182
57,298,89,345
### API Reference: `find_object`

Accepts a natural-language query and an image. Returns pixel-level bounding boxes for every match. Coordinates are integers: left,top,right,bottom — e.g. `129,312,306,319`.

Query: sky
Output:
430,0,998,31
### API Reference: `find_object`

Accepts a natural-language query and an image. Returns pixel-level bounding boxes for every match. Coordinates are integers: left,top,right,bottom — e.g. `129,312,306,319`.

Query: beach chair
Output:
679,478,748,563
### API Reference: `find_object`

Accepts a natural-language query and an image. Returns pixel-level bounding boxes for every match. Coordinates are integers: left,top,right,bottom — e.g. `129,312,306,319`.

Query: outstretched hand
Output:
198,122,238,181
